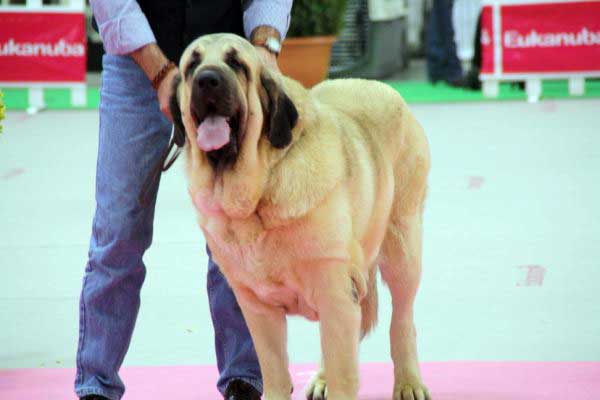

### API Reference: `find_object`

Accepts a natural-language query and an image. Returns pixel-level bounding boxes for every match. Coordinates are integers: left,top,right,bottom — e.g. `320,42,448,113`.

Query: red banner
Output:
0,11,86,83
480,6,494,74
481,1,600,75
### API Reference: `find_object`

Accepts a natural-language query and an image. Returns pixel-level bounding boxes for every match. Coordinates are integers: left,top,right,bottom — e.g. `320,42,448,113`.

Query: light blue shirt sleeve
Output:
243,0,293,40
89,0,156,55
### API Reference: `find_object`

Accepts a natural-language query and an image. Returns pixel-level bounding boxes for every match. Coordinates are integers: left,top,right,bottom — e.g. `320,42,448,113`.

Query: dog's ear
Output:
260,70,298,149
169,73,186,147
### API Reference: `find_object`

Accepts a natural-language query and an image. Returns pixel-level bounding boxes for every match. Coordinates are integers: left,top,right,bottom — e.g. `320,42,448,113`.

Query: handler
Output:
75,1,291,399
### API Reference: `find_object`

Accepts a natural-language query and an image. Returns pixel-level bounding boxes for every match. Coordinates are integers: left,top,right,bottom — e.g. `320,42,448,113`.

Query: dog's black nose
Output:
196,69,221,90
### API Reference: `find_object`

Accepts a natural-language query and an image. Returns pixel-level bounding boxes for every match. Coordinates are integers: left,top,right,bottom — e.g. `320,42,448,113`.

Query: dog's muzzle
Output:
191,67,241,167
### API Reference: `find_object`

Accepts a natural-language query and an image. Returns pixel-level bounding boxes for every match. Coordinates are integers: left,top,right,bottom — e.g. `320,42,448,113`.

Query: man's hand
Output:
255,45,280,72
157,67,179,121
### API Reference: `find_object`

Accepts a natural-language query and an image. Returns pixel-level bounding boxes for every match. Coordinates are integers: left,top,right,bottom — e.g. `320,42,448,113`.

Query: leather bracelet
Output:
152,61,176,91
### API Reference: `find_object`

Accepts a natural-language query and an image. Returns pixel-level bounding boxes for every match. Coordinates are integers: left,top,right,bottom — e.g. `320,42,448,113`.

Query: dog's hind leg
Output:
379,210,430,400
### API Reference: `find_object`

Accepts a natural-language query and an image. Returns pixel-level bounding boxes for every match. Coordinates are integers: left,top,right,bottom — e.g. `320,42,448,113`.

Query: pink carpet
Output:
1,362,599,399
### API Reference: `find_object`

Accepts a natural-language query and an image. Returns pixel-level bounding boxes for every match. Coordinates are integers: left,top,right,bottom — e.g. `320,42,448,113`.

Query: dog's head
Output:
170,33,298,170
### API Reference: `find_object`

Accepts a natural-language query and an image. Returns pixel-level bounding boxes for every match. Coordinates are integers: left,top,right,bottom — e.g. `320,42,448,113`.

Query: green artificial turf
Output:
2,79,599,110
385,79,600,103
1,87,100,110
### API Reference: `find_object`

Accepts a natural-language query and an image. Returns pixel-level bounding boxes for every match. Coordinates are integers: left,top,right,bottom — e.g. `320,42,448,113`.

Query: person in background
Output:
464,9,483,90
76,1,292,399
426,0,465,86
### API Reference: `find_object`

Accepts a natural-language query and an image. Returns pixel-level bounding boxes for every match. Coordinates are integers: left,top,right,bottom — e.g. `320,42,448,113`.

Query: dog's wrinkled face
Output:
170,34,298,169
177,35,253,167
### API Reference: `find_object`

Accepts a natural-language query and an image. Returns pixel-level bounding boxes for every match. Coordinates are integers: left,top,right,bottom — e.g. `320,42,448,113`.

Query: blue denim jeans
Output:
74,54,261,400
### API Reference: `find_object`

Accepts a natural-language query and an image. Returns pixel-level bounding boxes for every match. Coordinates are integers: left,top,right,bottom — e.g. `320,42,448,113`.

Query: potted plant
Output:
279,0,347,87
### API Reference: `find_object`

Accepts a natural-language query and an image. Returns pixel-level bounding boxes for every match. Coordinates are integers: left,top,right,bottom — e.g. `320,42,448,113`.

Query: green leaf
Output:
287,0,348,37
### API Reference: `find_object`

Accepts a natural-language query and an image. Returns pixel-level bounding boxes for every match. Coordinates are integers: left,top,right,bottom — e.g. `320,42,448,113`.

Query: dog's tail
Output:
360,267,379,339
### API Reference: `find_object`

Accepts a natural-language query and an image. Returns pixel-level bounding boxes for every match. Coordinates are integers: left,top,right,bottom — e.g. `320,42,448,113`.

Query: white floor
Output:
1,99,599,369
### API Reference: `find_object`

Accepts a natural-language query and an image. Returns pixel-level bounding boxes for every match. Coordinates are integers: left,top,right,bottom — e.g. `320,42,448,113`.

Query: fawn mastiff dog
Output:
169,33,431,400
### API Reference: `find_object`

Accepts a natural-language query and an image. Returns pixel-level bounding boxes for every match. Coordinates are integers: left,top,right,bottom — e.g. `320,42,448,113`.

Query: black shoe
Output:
446,77,465,88
80,396,110,400
464,67,482,90
429,75,467,88
511,81,526,91
224,379,261,400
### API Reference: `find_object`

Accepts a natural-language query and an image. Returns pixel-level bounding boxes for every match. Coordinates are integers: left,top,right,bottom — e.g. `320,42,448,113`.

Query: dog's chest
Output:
201,215,333,320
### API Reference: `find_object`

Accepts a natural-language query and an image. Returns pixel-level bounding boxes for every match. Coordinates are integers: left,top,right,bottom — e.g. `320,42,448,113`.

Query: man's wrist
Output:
130,43,171,89
250,26,282,56
152,61,177,90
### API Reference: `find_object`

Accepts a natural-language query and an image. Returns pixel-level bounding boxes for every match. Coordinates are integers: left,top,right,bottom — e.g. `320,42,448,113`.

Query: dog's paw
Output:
393,381,431,400
305,371,327,400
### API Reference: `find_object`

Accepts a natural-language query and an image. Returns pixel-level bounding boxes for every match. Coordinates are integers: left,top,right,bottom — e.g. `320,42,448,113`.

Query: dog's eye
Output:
225,56,249,80
185,51,202,79
226,57,243,71
185,59,200,79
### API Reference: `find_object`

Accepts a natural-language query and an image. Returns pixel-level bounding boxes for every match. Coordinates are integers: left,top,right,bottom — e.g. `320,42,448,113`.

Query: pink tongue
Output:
196,116,231,151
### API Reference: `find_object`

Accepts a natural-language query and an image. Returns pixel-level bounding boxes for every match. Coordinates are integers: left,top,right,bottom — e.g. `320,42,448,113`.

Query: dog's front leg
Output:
312,266,362,400
233,286,292,400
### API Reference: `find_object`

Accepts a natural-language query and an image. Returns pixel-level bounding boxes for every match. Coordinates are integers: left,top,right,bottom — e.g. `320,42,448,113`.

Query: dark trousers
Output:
472,11,482,70
426,0,463,82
